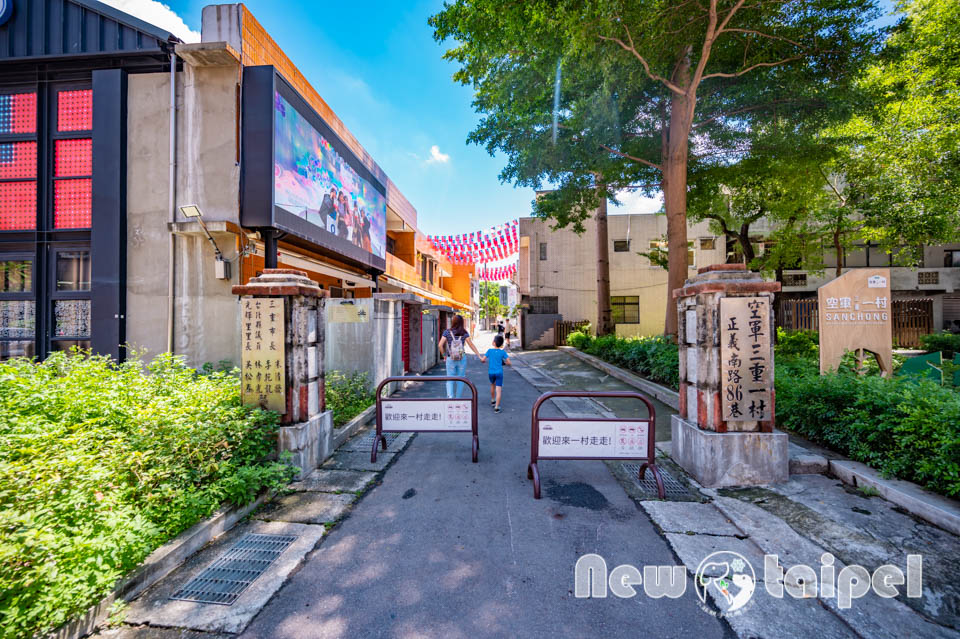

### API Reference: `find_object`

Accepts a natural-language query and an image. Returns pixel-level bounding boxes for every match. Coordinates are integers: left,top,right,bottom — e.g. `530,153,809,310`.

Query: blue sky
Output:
111,0,901,237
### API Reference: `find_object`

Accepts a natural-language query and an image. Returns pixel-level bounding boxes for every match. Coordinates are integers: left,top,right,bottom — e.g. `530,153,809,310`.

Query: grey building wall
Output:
125,59,244,367
324,298,405,391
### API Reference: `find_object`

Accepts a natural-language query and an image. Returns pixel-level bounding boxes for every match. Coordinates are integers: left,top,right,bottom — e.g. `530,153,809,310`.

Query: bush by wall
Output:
326,371,376,427
0,351,295,639
920,331,960,358
776,364,960,498
566,330,680,390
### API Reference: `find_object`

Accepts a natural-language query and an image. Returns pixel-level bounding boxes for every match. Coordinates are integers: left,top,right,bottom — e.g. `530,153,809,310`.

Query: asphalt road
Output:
240,352,732,639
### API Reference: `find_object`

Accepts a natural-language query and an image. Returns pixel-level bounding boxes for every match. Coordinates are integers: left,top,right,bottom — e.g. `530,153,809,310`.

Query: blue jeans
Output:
445,357,468,398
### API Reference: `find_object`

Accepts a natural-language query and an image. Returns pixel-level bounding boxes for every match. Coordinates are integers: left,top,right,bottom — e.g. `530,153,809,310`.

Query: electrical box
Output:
215,257,231,280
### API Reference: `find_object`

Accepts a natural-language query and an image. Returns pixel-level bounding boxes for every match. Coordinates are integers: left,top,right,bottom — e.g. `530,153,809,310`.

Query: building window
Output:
49,249,91,353
613,240,630,252
611,296,640,324
539,242,547,261
0,256,35,359
529,296,558,314
52,89,93,229
0,91,38,230
386,235,396,255
688,241,695,269
700,237,715,250
918,271,940,286
945,250,960,268
783,273,807,287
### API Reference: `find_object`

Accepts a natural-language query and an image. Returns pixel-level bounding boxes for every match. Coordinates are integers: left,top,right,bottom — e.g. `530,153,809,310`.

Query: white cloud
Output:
614,189,662,214
99,0,201,43
426,145,450,164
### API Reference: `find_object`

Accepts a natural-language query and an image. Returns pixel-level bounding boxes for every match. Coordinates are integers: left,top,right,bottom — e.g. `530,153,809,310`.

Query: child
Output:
481,335,511,413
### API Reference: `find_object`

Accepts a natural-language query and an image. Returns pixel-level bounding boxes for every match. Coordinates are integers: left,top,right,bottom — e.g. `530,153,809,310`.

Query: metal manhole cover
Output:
620,463,692,499
170,533,297,605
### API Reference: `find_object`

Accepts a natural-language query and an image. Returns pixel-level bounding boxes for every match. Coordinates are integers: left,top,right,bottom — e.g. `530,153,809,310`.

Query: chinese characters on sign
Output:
381,400,472,431
240,297,286,413
817,268,893,375
720,297,771,422
537,420,649,458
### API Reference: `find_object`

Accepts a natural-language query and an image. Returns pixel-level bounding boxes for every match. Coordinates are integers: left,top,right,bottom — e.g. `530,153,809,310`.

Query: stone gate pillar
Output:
672,264,788,486
232,269,331,479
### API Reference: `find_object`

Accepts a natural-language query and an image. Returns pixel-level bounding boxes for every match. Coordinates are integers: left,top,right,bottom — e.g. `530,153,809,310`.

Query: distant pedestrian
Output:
438,314,482,399
504,318,514,348
496,319,505,337
481,334,511,413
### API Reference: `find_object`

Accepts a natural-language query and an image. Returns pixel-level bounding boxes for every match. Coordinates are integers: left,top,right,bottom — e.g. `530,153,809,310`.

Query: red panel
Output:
0,181,37,230
54,178,92,229
0,93,37,134
0,141,37,179
401,306,410,373
54,139,92,177
57,89,93,132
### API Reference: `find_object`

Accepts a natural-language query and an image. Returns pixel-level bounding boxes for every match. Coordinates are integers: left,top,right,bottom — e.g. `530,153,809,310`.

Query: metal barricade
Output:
527,390,664,499
372,376,479,463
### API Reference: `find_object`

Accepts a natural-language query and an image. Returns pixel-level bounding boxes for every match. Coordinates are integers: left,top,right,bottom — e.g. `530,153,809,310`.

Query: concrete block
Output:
670,414,788,487
306,307,317,343
641,501,741,536
307,346,317,378
685,309,697,344
253,492,355,524
289,469,377,493
278,410,333,480
686,386,697,422
790,453,828,475
686,347,698,384
308,379,319,417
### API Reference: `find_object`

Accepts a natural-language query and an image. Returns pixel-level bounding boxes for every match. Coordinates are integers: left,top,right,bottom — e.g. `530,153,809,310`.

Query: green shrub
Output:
775,328,819,361
776,366,960,497
566,329,592,350
326,371,375,427
920,331,960,357
569,332,680,390
0,351,295,639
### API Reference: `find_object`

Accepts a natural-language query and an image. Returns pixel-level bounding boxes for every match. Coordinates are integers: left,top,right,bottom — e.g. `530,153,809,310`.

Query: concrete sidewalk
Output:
238,353,730,639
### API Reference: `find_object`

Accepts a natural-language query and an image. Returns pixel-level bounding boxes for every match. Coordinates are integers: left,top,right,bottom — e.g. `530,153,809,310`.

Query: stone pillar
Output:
233,269,331,480
671,264,789,487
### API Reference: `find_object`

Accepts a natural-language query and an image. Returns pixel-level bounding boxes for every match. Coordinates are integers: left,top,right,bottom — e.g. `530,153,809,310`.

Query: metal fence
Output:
554,320,590,346
776,297,934,348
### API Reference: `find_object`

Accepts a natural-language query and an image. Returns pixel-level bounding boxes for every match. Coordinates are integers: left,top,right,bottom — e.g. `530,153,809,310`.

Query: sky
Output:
103,0,901,237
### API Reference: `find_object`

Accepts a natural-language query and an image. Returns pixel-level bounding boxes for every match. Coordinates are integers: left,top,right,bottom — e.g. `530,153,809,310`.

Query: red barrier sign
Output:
372,376,479,463
527,391,664,499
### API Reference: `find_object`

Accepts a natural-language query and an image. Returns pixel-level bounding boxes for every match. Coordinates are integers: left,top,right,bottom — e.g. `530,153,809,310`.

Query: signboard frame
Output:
527,391,664,499
239,296,286,413
372,376,479,463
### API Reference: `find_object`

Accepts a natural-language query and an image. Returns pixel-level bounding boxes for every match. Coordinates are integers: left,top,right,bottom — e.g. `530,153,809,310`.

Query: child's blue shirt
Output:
485,348,509,374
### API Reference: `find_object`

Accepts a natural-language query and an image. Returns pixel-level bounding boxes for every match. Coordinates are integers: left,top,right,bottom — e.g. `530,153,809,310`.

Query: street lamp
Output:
179,205,230,280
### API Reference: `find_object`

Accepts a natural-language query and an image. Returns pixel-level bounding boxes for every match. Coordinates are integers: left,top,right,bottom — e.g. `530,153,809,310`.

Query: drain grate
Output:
352,431,402,449
620,463,692,499
170,533,297,605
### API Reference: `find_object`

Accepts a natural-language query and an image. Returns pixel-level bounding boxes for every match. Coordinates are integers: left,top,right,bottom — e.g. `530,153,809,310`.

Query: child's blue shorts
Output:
488,373,504,387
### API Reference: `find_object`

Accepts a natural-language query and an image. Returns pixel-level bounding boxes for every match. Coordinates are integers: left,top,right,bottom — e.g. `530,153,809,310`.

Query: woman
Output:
438,314,482,398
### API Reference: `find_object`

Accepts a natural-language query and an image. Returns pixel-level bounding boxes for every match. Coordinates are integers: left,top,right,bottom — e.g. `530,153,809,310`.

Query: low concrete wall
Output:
524,313,562,349
421,310,439,371
324,297,404,390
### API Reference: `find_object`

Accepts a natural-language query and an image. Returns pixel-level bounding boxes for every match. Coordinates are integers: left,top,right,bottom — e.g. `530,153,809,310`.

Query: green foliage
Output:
568,331,679,390
920,332,960,357
777,366,960,497
775,328,820,361
325,371,375,428
0,351,295,639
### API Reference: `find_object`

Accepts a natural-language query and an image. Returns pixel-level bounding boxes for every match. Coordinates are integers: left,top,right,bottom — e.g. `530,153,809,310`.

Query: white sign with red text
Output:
381,400,472,431
537,420,649,458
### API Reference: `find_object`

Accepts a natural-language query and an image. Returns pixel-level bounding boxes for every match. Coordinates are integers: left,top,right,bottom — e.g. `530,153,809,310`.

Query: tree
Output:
831,0,960,264
432,0,879,336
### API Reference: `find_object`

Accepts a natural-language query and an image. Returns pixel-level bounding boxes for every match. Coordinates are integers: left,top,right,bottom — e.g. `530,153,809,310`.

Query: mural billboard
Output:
272,91,387,263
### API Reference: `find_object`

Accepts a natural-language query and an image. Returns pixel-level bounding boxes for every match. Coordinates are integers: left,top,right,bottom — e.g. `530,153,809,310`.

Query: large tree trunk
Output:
596,190,613,335
834,230,843,278
662,90,693,338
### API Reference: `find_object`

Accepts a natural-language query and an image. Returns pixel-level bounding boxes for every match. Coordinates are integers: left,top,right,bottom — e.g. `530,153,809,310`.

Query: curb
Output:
332,403,376,451
829,459,960,536
558,346,680,409
49,490,272,639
